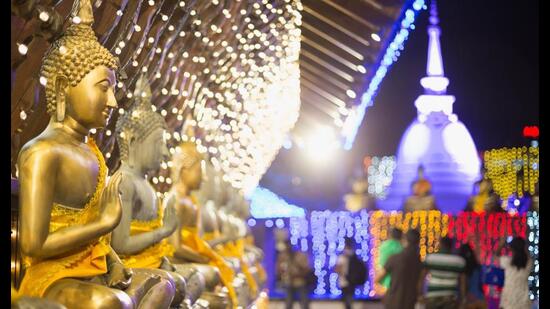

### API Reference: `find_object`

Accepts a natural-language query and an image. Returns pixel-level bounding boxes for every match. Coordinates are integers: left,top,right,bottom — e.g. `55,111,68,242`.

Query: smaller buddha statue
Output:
403,165,437,212
344,176,376,212
111,74,189,308
14,1,173,307
213,189,258,305
198,162,234,248
464,174,502,213
166,140,238,308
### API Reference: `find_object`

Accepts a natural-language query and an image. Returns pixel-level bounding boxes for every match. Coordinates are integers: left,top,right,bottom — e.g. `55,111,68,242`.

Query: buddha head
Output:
115,74,168,172
41,0,118,130
171,141,203,191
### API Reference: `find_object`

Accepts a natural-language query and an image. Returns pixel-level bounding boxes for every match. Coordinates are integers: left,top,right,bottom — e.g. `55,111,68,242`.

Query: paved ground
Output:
268,300,384,309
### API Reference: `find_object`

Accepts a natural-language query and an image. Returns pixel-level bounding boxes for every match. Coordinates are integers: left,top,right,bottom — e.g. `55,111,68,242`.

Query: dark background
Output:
260,0,539,209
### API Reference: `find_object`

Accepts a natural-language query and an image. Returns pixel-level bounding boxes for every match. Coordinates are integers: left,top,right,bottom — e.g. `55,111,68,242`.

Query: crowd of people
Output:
275,228,534,309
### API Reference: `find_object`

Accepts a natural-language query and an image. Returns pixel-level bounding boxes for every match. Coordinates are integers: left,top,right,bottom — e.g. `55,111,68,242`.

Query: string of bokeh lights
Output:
342,0,427,149
254,210,534,299
13,1,303,197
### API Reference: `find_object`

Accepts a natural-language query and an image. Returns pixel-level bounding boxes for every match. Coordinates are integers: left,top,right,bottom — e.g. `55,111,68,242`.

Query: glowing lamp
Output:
523,126,539,139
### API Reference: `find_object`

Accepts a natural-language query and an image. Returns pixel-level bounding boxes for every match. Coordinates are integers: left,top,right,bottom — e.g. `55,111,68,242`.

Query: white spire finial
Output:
426,0,444,78
429,0,439,26
415,0,455,117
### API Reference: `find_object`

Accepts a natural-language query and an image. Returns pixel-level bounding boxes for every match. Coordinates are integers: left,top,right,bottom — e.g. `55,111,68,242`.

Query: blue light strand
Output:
343,0,426,150
249,186,306,219
527,211,539,301
292,210,372,298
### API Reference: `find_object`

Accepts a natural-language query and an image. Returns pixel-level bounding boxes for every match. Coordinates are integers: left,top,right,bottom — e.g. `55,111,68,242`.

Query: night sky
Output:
354,0,539,158
261,0,539,208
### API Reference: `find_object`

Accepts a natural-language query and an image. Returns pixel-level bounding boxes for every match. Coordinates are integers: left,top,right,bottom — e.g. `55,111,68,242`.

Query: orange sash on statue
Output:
217,240,259,297
180,226,238,307
119,199,175,268
17,139,110,297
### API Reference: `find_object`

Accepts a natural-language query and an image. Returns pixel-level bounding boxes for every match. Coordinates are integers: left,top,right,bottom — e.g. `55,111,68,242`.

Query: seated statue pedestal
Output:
404,195,437,212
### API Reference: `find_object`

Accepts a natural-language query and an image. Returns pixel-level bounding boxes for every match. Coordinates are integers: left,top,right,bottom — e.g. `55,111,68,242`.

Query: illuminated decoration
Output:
342,0,427,150
365,156,397,199
11,1,303,197
523,126,539,139
527,212,539,301
307,210,371,298
447,212,526,264
369,210,448,296
248,186,305,219
276,210,534,300
379,0,480,213
484,147,539,200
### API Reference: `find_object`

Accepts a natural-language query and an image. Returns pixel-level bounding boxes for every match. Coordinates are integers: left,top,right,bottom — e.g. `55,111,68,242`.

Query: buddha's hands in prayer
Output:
100,172,123,229
107,262,133,290
162,204,178,234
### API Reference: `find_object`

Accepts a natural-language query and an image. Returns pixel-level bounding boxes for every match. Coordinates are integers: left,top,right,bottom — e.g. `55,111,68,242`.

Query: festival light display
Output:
527,211,539,300
484,146,539,200
447,212,526,265
366,156,397,199
342,0,427,150
13,1,303,196
282,210,532,299
248,186,306,219
368,210,448,295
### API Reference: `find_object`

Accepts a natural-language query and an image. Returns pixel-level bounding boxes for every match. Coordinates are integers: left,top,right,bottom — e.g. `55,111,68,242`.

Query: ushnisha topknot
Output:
115,74,167,161
41,0,118,115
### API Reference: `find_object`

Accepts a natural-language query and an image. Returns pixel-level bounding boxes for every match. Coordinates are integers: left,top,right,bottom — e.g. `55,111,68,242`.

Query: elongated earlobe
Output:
54,75,68,122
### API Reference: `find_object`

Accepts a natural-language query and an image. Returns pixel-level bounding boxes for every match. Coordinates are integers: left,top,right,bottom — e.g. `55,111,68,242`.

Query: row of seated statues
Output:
12,1,266,308
346,163,537,214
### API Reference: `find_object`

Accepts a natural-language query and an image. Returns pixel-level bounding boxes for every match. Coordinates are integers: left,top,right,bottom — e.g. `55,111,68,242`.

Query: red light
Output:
523,126,539,138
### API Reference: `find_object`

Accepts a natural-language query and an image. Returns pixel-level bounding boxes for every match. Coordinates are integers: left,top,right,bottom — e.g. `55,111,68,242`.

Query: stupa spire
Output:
426,0,444,77
419,0,449,94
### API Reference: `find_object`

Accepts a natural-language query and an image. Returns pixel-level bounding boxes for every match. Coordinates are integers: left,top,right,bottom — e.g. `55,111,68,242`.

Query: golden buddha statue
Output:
166,140,238,308
403,165,437,212
198,163,235,248
14,1,174,308
465,173,502,213
214,190,263,302
111,74,190,308
344,177,376,212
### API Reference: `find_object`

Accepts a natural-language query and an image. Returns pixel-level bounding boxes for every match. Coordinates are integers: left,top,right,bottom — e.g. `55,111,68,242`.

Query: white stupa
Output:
379,0,480,213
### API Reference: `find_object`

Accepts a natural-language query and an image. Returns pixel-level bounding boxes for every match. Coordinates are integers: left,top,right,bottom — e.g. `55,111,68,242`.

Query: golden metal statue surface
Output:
111,74,192,308
165,141,238,307
14,1,174,308
403,165,437,212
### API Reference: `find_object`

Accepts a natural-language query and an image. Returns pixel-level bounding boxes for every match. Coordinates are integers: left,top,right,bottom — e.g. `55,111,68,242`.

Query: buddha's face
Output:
179,158,203,191
65,65,117,129
136,128,169,171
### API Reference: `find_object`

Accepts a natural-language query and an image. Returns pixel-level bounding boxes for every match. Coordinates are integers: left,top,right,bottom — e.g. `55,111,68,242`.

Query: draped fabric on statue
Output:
216,239,259,297
119,199,175,268
180,227,238,306
17,139,110,297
